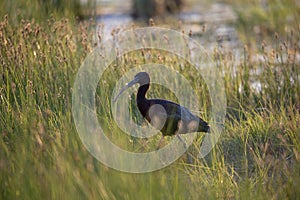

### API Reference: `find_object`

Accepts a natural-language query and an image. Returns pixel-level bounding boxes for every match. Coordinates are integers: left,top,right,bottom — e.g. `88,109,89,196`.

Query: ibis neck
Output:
137,84,150,117
137,84,149,101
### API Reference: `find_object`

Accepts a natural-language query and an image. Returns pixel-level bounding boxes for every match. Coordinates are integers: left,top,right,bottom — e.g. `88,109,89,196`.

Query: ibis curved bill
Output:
113,78,138,102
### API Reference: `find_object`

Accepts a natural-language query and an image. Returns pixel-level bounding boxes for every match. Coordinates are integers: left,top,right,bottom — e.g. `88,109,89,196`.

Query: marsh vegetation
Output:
0,0,299,199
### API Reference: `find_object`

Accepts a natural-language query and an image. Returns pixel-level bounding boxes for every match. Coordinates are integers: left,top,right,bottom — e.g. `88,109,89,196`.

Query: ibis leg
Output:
177,135,193,164
156,136,165,150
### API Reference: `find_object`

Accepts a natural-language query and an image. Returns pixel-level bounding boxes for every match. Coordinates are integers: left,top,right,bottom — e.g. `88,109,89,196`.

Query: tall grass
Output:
0,1,300,199
0,0,94,22
224,0,300,44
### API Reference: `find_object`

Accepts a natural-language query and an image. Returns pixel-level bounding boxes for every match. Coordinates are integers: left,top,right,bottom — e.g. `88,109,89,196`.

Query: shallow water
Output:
94,0,240,48
92,0,269,92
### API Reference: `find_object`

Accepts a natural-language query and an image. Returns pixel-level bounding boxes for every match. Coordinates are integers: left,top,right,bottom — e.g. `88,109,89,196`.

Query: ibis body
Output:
114,72,210,136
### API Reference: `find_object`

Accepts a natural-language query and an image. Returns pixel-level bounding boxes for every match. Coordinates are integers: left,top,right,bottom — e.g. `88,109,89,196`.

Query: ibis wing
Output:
147,99,209,134
159,113,181,136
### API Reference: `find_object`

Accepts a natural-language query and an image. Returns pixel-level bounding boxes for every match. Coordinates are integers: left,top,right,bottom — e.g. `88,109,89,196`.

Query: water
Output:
92,0,265,92
96,13,132,39
94,0,240,48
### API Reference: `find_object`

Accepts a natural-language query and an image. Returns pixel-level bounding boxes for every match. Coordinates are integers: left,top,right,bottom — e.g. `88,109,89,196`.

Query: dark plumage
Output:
114,72,210,136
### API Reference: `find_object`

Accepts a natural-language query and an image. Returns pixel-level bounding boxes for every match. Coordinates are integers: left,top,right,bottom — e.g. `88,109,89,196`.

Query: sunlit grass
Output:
0,1,300,199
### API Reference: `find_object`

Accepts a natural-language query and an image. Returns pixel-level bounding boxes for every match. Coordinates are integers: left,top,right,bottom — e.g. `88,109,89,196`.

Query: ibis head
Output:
113,72,150,102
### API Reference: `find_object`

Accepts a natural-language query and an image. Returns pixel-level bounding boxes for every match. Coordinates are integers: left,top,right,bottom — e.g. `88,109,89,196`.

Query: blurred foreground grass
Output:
1,0,300,199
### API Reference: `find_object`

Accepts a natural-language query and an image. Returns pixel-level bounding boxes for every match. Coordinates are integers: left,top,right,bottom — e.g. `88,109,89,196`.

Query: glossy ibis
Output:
113,72,210,141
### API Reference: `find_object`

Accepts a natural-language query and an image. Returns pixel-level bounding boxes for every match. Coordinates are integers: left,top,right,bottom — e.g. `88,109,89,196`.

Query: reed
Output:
0,1,299,199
